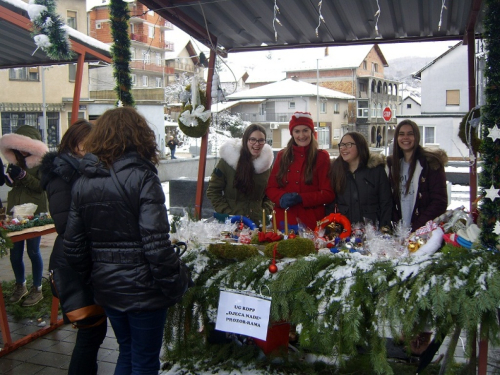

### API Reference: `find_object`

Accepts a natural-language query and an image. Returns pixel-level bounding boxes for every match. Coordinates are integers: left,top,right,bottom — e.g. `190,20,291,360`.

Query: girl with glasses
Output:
207,124,274,226
266,112,334,232
328,132,392,229
387,119,448,231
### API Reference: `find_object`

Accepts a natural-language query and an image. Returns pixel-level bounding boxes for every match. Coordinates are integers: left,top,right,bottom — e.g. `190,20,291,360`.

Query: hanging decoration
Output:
109,0,134,107
438,0,447,31
178,76,211,138
273,0,282,41
28,0,73,60
458,107,482,155
374,0,381,36
315,0,325,37
479,0,500,248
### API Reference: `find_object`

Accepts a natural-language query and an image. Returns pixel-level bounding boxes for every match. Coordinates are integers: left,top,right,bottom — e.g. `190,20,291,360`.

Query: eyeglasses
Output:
338,142,356,149
248,138,266,145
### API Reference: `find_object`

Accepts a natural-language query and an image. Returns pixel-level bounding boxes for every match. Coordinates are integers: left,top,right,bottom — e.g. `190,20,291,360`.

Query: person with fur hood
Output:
387,119,448,232
0,125,48,306
328,131,393,229
207,124,274,226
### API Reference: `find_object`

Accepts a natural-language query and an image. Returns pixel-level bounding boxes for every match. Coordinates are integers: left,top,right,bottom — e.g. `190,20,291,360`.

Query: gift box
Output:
253,321,290,355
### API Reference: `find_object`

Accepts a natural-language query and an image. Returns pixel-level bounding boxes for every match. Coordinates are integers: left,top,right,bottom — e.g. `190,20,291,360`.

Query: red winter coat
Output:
266,145,334,231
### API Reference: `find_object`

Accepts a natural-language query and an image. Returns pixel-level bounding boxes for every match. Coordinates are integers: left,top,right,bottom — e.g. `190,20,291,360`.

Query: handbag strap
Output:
109,166,138,218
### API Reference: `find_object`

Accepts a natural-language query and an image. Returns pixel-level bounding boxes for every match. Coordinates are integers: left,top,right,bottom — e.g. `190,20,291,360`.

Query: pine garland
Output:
109,0,134,107
480,0,500,248
29,0,74,60
164,245,500,374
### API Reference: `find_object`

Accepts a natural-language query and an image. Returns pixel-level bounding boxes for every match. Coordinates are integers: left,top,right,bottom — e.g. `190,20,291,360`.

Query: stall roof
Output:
137,0,484,54
0,0,111,69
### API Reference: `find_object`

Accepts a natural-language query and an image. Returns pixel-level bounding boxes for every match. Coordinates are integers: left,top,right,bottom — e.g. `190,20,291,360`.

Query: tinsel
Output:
29,0,73,60
479,0,500,248
109,0,134,107
163,244,500,374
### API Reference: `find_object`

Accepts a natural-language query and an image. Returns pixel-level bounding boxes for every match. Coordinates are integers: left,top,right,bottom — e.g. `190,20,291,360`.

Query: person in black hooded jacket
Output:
63,107,189,375
327,131,393,229
40,119,106,375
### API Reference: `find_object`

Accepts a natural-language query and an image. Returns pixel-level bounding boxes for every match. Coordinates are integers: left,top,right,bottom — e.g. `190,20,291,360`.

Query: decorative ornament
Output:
494,221,500,236
178,78,211,138
487,124,500,142
374,0,381,36
438,0,447,31
29,0,73,60
315,213,352,239
408,241,419,253
272,0,282,42
315,0,326,38
484,185,500,201
458,107,482,154
269,244,278,273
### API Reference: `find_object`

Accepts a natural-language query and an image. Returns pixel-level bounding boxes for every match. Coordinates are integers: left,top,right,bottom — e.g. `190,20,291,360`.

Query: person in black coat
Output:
40,119,106,375
328,131,393,230
63,107,189,375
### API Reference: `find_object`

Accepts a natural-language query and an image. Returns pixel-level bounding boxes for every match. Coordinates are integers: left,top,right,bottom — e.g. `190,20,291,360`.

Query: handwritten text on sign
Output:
215,290,271,341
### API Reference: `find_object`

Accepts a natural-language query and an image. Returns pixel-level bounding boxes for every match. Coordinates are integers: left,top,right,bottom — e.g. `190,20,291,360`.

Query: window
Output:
68,64,76,82
142,51,151,64
359,83,366,92
156,52,161,66
446,90,460,105
418,126,436,144
156,77,162,87
407,103,412,109
334,103,340,114
362,60,367,70
320,101,327,114
131,74,137,86
9,67,39,81
289,101,295,109
372,63,378,73
1,112,60,149
131,47,136,60
96,21,101,29
67,11,77,29
130,23,135,34
259,105,265,116
148,25,154,38
357,100,369,118
142,75,148,87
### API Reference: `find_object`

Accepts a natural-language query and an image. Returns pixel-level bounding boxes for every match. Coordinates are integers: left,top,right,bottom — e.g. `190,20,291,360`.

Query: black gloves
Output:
279,193,302,209
7,164,26,180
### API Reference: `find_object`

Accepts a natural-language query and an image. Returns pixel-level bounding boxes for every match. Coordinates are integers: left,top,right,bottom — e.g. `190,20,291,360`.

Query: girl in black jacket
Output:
40,119,106,375
63,107,189,375
328,131,393,229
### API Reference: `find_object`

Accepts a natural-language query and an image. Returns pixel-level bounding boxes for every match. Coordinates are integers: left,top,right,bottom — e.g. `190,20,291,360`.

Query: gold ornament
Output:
408,242,420,253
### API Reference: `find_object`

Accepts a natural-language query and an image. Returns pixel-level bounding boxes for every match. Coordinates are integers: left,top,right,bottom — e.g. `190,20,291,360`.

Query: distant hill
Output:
384,56,435,98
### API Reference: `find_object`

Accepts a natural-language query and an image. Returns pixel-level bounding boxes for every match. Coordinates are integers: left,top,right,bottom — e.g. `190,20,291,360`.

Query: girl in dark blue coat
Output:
64,107,189,375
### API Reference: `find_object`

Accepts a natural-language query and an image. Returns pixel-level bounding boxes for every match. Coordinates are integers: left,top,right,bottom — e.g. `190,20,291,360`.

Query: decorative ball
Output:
408,242,419,253
417,238,426,246
269,264,278,273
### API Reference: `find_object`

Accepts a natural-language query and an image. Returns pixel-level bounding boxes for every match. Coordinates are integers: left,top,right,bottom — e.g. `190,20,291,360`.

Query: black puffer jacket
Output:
63,152,188,312
327,153,393,228
40,151,81,273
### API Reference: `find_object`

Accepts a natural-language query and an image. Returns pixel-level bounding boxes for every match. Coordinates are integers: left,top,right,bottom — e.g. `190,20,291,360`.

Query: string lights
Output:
374,0,381,36
315,0,325,37
273,0,282,42
438,0,447,31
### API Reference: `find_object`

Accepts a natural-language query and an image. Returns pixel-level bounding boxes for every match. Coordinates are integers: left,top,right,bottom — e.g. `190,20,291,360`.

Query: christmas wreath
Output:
178,82,211,138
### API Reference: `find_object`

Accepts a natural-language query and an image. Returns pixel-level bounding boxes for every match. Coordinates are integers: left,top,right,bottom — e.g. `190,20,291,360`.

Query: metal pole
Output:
316,59,320,135
41,67,47,144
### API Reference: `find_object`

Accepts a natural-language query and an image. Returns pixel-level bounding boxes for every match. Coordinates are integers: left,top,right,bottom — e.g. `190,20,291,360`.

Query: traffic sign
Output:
382,107,392,122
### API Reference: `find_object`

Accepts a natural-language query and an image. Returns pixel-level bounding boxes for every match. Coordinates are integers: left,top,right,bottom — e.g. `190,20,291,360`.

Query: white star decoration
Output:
495,221,500,236
487,124,500,142
484,185,500,200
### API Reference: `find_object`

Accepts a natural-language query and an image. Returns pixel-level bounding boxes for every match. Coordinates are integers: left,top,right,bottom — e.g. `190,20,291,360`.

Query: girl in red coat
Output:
266,112,335,231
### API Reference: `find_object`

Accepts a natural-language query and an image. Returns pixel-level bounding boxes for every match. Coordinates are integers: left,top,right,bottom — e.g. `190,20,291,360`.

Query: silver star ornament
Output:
484,185,500,201
487,124,500,142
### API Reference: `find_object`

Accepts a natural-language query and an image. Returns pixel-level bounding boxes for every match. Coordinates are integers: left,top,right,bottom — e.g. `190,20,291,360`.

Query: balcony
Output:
236,112,295,122
130,60,173,74
161,20,174,30
162,41,174,51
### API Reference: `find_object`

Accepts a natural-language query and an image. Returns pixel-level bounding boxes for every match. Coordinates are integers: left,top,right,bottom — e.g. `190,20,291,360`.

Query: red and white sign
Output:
382,107,392,122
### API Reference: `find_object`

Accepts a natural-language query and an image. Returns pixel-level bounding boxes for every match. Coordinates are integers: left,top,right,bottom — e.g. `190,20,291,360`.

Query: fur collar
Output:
219,138,274,174
367,153,386,169
421,148,448,170
0,133,48,168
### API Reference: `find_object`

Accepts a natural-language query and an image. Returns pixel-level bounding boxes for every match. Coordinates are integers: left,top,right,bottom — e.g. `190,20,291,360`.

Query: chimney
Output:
325,47,329,57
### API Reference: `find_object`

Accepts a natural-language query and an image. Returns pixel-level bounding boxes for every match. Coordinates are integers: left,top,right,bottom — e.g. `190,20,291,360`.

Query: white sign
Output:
215,290,271,340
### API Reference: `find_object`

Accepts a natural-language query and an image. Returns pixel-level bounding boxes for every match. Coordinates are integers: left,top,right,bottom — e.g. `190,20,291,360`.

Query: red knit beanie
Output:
289,111,315,134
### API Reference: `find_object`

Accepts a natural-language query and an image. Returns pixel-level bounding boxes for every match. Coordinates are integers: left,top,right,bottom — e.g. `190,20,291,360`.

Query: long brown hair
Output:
329,132,369,193
391,119,422,195
58,119,92,155
84,107,159,166
234,124,266,194
275,131,318,187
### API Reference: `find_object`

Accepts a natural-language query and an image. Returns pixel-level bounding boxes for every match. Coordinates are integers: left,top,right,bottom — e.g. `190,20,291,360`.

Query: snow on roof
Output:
246,69,286,84
286,44,376,72
211,99,265,113
403,94,421,105
226,79,354,100
164,27,198,60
